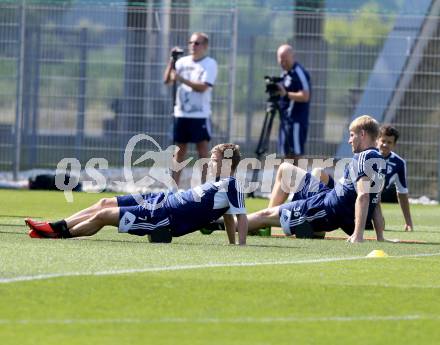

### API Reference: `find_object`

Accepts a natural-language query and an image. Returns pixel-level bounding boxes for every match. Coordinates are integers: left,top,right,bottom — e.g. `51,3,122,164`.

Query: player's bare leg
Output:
172,143,188,187
64,197,118,228
25,197,118,238
268,162,307,207
69,207,120,237
311,167,330,185
247,206,282,234
268,164,290,208
196,140,210,183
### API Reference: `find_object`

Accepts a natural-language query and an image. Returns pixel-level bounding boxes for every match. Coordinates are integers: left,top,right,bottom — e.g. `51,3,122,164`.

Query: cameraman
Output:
276,44,311,160
163,32,218,187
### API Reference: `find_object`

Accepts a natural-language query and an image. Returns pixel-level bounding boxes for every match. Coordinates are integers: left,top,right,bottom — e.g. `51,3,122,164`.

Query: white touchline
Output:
0,314,439,325
329,282,440,289
1,252,440,284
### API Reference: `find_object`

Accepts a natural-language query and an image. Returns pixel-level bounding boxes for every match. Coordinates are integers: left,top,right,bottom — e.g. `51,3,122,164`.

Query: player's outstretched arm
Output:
372,202,385,242
397,192,414,231
236,214,248,246
223,214,236,245
223,213,248,245
349,177,370,243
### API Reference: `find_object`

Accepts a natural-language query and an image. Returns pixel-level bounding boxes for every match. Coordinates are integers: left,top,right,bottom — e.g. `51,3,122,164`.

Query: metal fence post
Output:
75,27,88,160
13,1,26,180
226,6,238,143
30,25,41,168
245,36,255,153
438,133,440,201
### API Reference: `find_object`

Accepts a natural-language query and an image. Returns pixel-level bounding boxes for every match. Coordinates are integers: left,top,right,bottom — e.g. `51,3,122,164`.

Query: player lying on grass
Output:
312,124,413,232
25,143,248,245
247,115,386,243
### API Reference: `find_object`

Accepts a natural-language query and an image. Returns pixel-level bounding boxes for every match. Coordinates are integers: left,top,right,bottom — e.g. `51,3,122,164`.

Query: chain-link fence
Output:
0,1,439,198
231,4,440,199
0,2,237,175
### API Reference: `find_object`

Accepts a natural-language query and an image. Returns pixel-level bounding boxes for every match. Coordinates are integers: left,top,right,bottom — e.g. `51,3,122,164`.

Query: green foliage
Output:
324,3,394,46
86,46,124,101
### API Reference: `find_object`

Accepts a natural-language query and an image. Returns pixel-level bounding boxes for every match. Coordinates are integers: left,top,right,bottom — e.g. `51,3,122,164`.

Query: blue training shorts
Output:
174,117,211,143
117,192,171,236
279,191,334,236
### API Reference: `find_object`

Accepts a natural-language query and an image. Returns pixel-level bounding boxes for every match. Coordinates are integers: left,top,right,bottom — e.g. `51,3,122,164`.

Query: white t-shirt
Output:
174,55,218,119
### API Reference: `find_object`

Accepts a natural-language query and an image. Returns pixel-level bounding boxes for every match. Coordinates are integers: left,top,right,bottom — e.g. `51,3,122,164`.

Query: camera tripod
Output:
171,63,178,110
170,48,184,107
168,49,183,145
249,96,279,198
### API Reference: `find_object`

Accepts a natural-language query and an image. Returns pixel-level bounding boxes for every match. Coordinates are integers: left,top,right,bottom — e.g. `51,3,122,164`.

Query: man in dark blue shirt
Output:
276,44,311,159
25,144,248,245
248,115,386,243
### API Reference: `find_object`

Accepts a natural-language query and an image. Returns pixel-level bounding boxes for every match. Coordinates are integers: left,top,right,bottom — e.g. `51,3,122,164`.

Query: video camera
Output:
264,75,283,96
171,47,184,62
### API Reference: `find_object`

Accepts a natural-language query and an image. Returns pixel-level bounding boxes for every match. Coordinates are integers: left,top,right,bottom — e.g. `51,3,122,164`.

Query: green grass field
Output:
1,189,440,344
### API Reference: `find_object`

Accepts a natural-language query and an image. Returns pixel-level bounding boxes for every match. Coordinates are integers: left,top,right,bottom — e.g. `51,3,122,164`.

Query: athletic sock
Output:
60,228,72,238
49,220,72,239
50,220,68,233
49,219,72,238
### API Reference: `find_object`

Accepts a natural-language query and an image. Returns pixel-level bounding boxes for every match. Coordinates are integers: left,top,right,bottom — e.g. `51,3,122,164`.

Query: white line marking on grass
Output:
1,252,440,284
0,315,439,325
332,282,440,289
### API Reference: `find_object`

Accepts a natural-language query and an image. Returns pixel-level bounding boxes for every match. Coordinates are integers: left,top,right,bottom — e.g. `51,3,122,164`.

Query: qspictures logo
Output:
55,134,385,204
